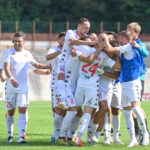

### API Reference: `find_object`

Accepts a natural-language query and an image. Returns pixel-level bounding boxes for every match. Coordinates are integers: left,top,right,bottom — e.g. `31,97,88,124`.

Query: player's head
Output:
89,33,98,42
127,22,141,40
13,31,25,51
79,34,91,41
77,18,90,37
58,32,65,48
117,30,132,45
103,31,117,40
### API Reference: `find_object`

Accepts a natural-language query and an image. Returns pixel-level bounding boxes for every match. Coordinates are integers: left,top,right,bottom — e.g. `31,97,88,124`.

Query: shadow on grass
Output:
0,140,93,147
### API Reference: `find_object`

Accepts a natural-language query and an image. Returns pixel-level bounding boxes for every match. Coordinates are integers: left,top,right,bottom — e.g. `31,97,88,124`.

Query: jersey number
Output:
82,63,99,76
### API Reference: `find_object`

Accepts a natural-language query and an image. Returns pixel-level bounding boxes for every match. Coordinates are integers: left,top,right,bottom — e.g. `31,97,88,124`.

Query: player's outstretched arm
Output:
100,33,120,55
33,63,51,70
33,69,51,75
103,71,120,80
46,50,61,60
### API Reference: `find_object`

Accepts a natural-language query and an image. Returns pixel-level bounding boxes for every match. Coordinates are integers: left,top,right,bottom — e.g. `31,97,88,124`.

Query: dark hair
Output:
78,18,90,24
103,31,117,39
58,32,65,39
12,31,25,42
79,34,89,40
110,40,120,47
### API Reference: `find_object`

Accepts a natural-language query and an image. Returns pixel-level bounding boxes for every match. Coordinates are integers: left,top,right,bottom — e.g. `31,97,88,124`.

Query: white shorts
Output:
75,86,98,109
5,93,28,110
98,76,114,108
65,87,76,108
111,82,121,108
121,80,141,108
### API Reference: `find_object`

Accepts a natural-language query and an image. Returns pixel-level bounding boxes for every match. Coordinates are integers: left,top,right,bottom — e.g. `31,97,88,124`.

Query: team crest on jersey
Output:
24,53,28,58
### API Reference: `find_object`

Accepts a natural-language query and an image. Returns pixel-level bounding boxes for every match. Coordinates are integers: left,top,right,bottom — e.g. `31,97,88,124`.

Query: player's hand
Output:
89,40,98,47
132,40,140,48
45,69,51,75
100,33,108,41
11,78,19,88
0,75,6,82
71,49,77,57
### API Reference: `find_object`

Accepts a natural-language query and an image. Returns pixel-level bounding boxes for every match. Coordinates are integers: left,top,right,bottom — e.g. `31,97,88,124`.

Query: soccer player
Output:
57,18,96,145
101,31,149,147
4,31,50,143
87,39,122,145
96,40,123,145
46,32,65,142
127,22,150,142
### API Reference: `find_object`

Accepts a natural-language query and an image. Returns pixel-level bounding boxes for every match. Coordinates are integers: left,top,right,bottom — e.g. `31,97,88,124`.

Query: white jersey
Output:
65,45,89,91
58,30,80,73
78,48,116,88
0,62,4,69
119,44,134,59
47,46,61,87
5,49,37,93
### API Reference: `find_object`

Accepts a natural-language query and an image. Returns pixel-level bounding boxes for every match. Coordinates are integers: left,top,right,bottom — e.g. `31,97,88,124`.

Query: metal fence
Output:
0,21,150,34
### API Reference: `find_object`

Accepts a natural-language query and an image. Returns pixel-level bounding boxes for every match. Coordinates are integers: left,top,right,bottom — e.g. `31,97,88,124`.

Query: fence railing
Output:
0,21,150,34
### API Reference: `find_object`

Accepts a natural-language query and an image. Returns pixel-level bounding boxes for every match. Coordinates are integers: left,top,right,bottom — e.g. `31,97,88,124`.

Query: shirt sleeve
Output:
119,44,131,54
3,50,11,63
66,30,76,41
138,43,149,57
103,54,116,68
0,62,4,69
28,52,37,65
29,64,36,71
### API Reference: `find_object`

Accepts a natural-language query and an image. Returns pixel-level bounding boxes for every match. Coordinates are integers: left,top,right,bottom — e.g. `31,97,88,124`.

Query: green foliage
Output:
0,0,150,22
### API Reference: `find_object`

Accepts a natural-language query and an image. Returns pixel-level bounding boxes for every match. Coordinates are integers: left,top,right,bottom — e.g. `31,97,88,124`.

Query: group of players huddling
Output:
0,18,149,148
46,18,150,148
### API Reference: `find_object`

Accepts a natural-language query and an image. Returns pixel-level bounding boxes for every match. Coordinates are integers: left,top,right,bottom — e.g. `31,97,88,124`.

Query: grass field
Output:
0,101,150,150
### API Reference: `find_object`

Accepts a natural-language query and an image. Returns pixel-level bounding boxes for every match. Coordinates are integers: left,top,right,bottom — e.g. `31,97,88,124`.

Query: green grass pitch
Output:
0,101,150,150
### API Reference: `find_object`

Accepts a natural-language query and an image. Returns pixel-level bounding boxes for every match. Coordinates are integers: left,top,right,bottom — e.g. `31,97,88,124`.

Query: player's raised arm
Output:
77,41,104,63
100,33,120,55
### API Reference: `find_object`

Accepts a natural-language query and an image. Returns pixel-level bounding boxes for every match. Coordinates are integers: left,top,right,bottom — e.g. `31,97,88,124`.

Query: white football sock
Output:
88,119,94,133
132,106,147,134
7,115,14,137
60,111,77,137
78,113,91,139
25,111,28,132
53,114,63,139
18,113,26,138
67,116,81,139
108,122,111,137
96,131,101,139
112,115,120,140
123,110,136,141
